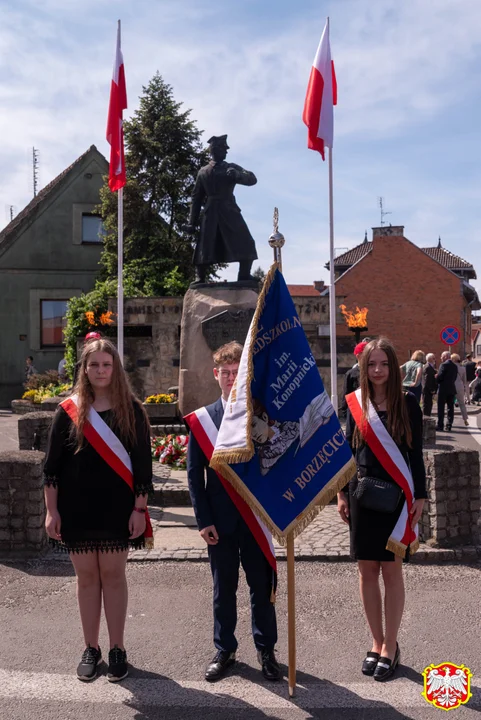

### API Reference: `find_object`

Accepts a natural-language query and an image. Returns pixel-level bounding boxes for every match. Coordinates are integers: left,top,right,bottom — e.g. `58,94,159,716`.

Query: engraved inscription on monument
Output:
202,309,255,351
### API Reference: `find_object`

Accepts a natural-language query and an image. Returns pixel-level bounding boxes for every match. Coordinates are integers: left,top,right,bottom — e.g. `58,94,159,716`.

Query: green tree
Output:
99,72,216,296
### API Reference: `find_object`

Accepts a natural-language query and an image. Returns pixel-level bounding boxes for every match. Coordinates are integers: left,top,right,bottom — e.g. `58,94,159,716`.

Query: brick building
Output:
330,226,480,364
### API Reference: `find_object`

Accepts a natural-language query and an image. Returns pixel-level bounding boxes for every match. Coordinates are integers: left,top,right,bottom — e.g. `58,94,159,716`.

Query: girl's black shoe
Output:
373,643,400,681
107,645,128,682
77,644,102,682
362,651,380,676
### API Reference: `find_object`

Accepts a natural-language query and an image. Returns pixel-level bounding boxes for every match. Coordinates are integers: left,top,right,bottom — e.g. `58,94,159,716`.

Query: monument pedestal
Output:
179,285,258,416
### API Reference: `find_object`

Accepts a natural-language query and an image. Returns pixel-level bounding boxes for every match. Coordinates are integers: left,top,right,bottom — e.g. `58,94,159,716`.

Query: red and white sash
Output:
60,395,153,548
346,388,419,558
185,406,277,599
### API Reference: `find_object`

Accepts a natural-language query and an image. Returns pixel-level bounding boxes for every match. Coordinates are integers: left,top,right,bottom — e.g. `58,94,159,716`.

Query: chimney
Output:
313,280,325,292
372,226,404,238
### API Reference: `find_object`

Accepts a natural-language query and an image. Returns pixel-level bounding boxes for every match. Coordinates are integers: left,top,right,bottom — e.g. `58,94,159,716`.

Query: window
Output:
477,344,481,357
41,300,68,347
82,214,105,243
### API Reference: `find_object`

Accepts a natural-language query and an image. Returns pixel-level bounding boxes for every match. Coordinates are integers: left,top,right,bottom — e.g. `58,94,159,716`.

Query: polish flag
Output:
303,18,337,160
106,21,127,192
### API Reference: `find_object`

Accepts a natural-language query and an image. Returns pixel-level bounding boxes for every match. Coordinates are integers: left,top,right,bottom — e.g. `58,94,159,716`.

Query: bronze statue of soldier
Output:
184,135,258,285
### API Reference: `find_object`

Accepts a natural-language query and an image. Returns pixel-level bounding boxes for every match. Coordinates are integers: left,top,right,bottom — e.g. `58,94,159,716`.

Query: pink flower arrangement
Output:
151,434,188,469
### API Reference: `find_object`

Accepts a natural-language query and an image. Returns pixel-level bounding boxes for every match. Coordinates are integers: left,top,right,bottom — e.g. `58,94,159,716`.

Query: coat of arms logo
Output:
422,662,472,711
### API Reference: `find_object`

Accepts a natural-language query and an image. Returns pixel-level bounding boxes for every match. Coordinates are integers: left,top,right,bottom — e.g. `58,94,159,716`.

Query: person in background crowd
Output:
436,351,457,432
338,338,426,682
463,354,476,403
422,353,437,417
58,357,67,382
25,355,38,380
400,351,425,403
470,368,481,405
340,339,371,416
451,354,469,426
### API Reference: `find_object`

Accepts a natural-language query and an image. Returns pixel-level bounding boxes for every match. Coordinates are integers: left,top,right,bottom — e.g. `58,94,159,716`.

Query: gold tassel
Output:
145,537,154,550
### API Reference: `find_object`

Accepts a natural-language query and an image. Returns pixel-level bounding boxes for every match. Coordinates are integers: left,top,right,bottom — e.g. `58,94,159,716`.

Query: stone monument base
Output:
179,285,258,417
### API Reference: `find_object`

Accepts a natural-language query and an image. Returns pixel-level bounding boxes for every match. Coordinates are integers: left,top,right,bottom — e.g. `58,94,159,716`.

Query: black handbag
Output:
353,475,403,513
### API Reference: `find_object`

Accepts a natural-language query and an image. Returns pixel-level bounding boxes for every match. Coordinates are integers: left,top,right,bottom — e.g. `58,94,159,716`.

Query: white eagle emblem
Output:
422,663,472,710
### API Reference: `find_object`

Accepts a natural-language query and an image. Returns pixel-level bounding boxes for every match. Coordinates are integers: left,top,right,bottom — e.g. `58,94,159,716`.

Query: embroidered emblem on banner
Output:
422,662,472,711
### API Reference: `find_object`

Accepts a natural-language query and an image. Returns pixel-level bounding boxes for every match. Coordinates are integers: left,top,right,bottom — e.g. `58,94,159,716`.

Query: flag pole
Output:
328,146,337,412
117,186,124,364
287,531,296,698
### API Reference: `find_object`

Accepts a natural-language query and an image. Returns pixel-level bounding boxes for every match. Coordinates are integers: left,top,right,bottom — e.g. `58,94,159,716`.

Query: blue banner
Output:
211,264,356,540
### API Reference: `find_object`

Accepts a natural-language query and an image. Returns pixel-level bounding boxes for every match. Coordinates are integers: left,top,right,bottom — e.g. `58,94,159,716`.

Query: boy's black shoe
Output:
107,645,128,682
257,648,281,681
205,650,236,682
77,644,102,682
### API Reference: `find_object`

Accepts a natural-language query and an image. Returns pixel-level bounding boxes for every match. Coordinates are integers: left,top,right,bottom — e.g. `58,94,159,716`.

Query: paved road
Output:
1,560,480,719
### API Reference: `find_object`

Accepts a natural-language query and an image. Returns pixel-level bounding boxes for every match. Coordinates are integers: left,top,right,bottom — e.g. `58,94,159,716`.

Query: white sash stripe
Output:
68,394,132,474
194,407,276,560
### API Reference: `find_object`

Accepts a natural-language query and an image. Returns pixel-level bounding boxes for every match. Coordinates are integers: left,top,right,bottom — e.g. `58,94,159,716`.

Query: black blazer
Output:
423,363,437,393
436,359,458,397
187,397,241,534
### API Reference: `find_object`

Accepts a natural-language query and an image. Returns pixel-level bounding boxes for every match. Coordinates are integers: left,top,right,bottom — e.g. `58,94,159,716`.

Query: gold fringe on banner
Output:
212,456,356,545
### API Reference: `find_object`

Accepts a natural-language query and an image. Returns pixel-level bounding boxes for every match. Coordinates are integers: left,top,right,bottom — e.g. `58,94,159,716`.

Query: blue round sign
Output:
440,325,460,346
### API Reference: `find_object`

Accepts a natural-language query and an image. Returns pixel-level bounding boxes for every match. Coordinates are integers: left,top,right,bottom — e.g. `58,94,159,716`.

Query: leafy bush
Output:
22,383,70,404
24,370,60,390
63,280,117,380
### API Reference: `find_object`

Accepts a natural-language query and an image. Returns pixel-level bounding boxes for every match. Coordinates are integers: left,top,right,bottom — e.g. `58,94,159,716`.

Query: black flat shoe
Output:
257,648,281,681
362,651,380,676
373,643,400,681
205,650,236,682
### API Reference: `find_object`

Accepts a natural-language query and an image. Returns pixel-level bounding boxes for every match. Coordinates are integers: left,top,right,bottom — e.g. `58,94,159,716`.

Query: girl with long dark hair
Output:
337,338,427,681
44,339,153,683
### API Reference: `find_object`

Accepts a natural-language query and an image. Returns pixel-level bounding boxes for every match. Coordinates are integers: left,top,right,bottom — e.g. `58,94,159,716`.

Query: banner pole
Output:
117,186,124,365
287,531,296,698
328,146,337,412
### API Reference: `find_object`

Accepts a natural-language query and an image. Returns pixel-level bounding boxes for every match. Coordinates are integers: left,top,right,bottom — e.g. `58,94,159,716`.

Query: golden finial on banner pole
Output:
268,207,285,273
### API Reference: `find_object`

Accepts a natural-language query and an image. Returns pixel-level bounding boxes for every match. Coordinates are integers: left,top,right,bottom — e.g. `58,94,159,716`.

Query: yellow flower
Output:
100,311,115,325
85,311,95,326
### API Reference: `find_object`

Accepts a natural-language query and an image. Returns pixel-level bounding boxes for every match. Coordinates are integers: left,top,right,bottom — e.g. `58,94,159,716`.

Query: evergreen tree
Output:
99,72,214,295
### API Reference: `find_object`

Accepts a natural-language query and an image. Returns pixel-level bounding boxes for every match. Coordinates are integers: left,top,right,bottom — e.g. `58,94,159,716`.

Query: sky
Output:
1,0,481,293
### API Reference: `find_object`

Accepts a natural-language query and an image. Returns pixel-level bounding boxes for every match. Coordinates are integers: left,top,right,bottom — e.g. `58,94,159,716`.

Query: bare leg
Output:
98,550,129,649
70,551,102,649
381,556,405,660
358,560,383,654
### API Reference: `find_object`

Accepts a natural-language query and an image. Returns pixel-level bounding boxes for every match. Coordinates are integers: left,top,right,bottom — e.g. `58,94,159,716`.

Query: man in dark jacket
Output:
463,354,476,402
184,135,258,283
187,342,279,683
422,353,437,417
340,339,370,416
436,351,458,431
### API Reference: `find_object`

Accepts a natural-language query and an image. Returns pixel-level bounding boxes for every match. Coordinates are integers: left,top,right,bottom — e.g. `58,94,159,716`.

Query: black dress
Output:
43,402,153,553
345,392,427,562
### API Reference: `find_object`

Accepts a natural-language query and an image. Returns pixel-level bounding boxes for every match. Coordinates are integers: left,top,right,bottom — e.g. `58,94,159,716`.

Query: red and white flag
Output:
303,18,337,160
106,21,127,192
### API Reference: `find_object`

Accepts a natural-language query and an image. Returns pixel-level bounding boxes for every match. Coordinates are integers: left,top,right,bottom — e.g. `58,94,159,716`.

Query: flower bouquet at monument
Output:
151,434,189,469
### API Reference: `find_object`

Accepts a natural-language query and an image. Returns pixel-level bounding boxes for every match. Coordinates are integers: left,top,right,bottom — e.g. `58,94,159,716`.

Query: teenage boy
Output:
187,341,280,682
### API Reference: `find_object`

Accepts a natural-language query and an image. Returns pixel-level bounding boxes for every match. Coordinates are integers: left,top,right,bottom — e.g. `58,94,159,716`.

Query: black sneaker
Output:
77,645,102,682
107,645,128,682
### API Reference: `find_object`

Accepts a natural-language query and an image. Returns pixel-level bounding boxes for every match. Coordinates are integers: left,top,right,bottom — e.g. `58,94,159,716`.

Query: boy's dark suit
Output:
436,359,458,430
187,396,277,656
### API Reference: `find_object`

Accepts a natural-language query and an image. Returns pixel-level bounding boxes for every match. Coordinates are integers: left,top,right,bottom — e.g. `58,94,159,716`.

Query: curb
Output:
9,545,481,565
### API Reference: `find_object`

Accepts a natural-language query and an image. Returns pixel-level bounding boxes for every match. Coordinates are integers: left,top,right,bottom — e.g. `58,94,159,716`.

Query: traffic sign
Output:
440,325,460,346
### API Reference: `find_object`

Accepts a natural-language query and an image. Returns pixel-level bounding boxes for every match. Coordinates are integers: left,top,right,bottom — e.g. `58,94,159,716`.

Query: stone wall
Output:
420,446,480,547
0,450,47,557
18,411,55,452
